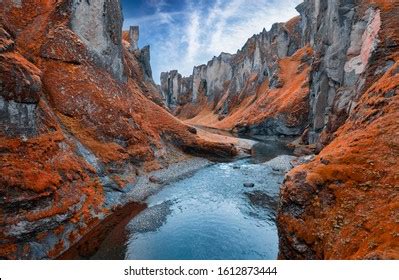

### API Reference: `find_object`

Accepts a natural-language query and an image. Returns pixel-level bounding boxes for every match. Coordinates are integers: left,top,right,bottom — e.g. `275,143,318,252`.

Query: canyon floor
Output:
59,127,297,260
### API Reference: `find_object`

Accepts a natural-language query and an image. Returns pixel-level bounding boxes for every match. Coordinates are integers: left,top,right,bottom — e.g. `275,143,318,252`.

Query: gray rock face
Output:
0,29,42,138
160,70,193,109
138,45,153,82
0,96,38,137
192,53,233,104
125,26,155,83
297,0,381,144
248,117,307,137
70,0,125,82
160,19,302,120
129,26,139,51
161,0,382,147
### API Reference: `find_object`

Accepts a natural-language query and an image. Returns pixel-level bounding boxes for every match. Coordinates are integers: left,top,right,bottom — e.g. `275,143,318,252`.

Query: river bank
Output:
59,129,298,260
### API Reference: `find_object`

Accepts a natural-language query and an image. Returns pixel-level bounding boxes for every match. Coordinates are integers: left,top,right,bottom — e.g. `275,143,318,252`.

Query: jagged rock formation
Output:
296,0,383,145
160,70,193,109
0,0,236,259
123,25,153,82
122,25,161,105
128,26,139,51
278,0,399,260
161,17,309,137
161,0,399,259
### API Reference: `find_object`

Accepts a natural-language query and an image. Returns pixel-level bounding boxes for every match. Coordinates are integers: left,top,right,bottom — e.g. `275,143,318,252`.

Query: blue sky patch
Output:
121,0,302,83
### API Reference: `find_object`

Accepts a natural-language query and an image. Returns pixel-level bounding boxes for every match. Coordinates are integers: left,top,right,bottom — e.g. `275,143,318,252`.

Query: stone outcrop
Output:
129,26,139,51
122,25,163,105
123,26,155,82
0,0,236,259
296,0,383,145
70,0,125,82
139,45,153,82
160,70,192,109
123,26,154,83
278,0,399,259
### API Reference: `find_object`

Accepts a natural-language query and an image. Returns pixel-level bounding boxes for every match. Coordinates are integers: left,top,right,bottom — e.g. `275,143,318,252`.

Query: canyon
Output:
1,0,398,260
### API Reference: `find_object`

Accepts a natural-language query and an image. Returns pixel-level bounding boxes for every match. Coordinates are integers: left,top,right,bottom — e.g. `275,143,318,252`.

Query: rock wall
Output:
70,0,125,82
160,18,305,136
278,0,399,259
0,0,236,259
297,0,383,145
160,70,193,109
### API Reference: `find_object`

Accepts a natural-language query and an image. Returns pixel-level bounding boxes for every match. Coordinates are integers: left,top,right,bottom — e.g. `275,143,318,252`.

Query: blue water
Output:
121,159,284,260
88,134,292,260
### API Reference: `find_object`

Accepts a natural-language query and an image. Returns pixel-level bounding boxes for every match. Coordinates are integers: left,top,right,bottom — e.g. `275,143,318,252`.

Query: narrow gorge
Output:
1,0,398,260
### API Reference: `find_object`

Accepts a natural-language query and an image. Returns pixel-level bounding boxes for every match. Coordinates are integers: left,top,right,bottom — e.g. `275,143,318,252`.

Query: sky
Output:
121,0,302,83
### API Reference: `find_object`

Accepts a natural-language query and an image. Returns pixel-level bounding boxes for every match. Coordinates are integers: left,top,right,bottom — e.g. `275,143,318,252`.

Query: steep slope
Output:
161,17,308,137
278,0,399,259
0,0,235,259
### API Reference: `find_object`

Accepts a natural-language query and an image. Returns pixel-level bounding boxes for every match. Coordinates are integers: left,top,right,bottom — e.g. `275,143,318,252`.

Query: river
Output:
85,135,293,260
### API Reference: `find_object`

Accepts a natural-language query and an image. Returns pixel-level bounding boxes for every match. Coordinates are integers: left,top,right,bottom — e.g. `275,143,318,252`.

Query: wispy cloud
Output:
123,0,302,83
125,11,180,26
186,10,200,64
206,0,245,55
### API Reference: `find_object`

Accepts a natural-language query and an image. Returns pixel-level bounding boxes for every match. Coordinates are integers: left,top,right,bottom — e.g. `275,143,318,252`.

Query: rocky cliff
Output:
0,0,235,259
161,17,308,137
122,25,163,105
278,0,399,260
161,0,399,259
160,70,193,110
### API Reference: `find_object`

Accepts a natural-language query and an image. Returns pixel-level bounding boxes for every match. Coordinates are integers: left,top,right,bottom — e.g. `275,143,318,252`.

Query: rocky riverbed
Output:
62,139,298,260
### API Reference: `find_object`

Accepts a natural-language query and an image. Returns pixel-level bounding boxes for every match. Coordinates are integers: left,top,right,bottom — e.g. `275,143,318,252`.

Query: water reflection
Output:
88,136,292,260
122,160,284,260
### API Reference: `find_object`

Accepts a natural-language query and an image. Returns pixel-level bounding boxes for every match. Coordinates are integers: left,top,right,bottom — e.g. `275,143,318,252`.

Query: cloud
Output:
206,0,245,55
124,0,302,83
124,12,176,26
186,10,200,64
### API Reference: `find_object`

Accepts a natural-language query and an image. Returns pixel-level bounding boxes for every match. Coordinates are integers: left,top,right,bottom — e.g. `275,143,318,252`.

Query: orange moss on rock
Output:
1,131,71,193
185,46,312,134
57,114,131,164
369,0,399,11
278,51,399,259
0,51,42,103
